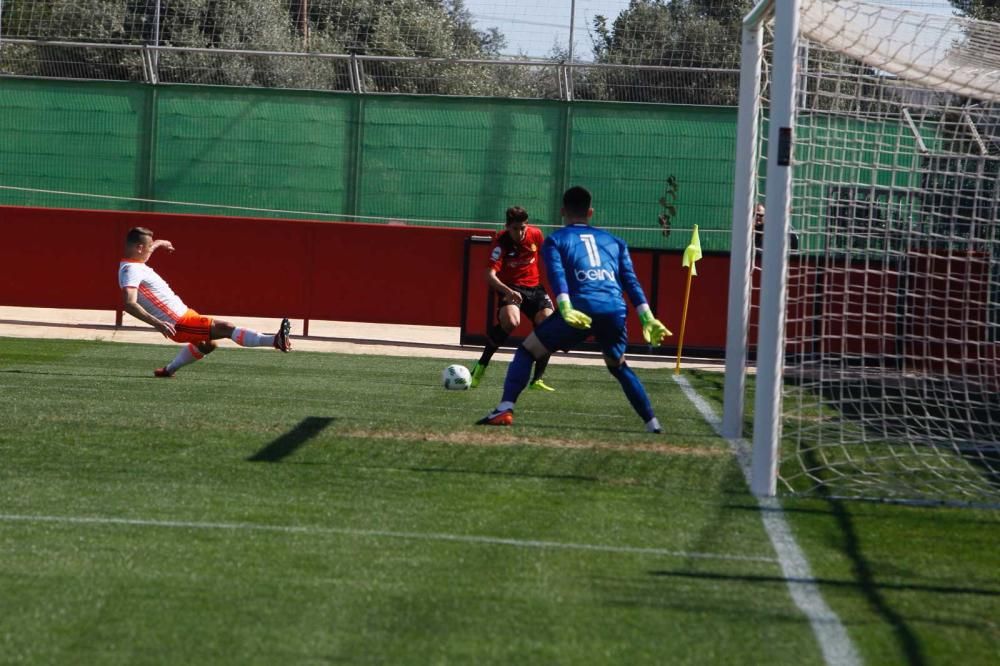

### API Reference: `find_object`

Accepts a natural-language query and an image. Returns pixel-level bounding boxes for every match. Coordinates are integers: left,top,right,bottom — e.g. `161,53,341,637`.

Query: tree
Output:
300,0,516,94
0,0,515,93
587,0,753,105
949,0,1000,23
0,0,147,80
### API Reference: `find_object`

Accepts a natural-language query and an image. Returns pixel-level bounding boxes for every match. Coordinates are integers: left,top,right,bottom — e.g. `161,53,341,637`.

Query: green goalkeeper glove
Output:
558,299,592,330
639,310,672,346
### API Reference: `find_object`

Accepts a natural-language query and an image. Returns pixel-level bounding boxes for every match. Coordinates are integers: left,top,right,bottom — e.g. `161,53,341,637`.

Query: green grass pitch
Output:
0,337,997,664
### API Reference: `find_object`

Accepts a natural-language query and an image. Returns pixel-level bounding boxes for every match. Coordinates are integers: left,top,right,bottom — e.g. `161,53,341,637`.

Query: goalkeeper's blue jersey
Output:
542,223,649,317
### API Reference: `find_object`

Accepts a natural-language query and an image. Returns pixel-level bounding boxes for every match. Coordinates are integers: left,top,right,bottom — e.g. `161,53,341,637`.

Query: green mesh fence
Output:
153,88,355,218
0,79,147,210
357,96,564,233
570,103,736,249
0,78,740,249
793,112,943,255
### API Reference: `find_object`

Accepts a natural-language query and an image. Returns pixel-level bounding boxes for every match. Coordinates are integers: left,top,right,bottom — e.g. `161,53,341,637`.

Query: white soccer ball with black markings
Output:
442,364,472,390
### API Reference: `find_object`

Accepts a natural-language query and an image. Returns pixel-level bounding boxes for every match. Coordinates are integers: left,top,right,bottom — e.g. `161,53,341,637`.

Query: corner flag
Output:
675,225,703,374
681,225,703,276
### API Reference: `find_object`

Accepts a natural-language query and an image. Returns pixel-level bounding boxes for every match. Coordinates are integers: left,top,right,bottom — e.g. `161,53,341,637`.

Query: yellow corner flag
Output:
681,225,703,276
676,225,703,374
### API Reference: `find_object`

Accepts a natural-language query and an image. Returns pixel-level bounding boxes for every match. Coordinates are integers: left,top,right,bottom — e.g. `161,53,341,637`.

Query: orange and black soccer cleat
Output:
475,408,513,426
273,317,292,352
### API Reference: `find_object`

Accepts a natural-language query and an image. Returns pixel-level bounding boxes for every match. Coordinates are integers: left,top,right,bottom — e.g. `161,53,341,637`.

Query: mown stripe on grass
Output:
673,374,861,666
0,513,778,563
341,428,729,457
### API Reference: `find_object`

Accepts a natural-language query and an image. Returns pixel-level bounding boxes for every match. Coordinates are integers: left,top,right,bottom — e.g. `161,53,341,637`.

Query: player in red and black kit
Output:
470,206,556,390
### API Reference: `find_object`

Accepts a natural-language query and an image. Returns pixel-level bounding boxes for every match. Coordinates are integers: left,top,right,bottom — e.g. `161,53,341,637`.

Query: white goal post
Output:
724,0,1000,505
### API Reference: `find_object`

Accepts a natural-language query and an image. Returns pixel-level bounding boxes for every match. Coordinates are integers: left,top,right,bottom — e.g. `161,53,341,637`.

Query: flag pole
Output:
676,224,702,375
674,263,695,374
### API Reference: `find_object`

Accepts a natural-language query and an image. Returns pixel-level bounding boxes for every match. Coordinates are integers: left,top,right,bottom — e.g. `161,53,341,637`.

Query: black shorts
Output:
499,285,554,321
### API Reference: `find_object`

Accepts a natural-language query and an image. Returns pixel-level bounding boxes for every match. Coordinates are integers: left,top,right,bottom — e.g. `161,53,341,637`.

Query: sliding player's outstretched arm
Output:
149,239,175,257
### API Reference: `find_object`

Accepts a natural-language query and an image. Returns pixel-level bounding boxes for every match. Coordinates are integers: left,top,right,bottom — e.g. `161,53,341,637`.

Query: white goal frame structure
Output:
723,0,795,497
722,0,1000,504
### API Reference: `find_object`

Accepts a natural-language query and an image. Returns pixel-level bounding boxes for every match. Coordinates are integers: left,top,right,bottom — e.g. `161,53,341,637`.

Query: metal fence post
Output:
567,0,576,101
152,0,161,75
141,45,159,85
348,53,358,93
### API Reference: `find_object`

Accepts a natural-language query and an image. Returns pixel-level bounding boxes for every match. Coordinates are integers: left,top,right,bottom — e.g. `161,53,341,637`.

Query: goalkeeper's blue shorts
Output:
534,309,629,361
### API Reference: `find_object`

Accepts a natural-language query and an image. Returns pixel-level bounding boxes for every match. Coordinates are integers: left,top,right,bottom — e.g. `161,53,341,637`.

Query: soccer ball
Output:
442,364,471,390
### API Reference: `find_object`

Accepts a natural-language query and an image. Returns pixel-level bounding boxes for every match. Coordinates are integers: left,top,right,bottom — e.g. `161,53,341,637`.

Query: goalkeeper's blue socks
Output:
500,347,534,406
608,362,655,424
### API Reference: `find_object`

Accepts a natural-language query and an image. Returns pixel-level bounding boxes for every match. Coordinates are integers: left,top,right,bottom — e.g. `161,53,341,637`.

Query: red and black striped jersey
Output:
487,225,544,288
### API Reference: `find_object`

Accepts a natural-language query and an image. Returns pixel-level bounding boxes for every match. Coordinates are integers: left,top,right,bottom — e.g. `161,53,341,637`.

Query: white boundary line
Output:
674,374,861,666
0,513,777,564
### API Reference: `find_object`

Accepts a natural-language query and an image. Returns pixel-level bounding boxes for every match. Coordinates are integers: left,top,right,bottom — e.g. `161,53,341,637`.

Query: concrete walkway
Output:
0,306,724,371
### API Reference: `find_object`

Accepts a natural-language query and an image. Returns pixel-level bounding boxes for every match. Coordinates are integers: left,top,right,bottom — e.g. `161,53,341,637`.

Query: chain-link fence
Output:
0,1,754,103
0,37,741,102
0,1,960,102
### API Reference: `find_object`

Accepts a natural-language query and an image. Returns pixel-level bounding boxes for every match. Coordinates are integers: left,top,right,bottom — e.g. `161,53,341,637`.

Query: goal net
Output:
724,0,1000,505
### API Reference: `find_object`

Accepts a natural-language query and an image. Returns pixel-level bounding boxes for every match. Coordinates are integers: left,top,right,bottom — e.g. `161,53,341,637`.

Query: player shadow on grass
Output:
247,416,336,462
0,369,79,375
0,368,148,378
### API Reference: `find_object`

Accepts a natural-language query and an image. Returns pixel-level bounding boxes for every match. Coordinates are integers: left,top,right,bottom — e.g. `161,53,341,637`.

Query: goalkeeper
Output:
477,186,671,433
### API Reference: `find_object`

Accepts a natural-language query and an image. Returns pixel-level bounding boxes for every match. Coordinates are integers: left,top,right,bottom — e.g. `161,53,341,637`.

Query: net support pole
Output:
722,0,771,439
567,0,576,100
750,0,799,497
152,1,161,73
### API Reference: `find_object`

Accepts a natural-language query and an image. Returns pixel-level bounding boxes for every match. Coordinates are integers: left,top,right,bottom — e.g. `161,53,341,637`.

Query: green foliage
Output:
950,0,1000,22
586,0,752,104
0,0,518,92
592,0,749,68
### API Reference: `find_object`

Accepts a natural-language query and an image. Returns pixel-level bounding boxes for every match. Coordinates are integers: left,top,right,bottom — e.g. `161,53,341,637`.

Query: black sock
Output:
488,324,508,347
479,325,509,366
478,346,496,367
532,355,550,382
479,324,510,368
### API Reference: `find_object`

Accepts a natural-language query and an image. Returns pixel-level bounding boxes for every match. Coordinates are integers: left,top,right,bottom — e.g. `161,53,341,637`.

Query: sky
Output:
461,0,960,59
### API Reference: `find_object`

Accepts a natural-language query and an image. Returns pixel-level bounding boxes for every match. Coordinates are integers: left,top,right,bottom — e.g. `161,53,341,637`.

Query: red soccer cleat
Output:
153,367,175,378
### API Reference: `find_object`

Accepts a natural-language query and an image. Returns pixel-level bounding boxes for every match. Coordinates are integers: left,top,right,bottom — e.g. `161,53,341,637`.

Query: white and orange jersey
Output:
118,260,188,323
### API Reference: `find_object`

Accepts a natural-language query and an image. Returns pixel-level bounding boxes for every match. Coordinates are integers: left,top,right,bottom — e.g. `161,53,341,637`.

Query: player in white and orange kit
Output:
118,226,291,378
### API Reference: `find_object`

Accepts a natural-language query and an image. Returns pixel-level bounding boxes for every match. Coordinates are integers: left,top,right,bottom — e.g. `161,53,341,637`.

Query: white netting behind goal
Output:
751,0,1000,504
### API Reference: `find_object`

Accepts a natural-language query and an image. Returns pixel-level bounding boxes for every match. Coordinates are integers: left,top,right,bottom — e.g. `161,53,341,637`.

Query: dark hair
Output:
505,206,529,225
125,227,153,245
562,186,592,218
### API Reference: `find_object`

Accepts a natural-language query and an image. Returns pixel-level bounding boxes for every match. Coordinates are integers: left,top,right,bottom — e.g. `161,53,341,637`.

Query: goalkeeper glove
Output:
558,299,592,330
639,310,672,346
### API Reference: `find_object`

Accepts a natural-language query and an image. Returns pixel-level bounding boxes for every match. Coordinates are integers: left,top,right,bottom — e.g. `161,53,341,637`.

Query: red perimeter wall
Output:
460,238,731,352
0,206,734,351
